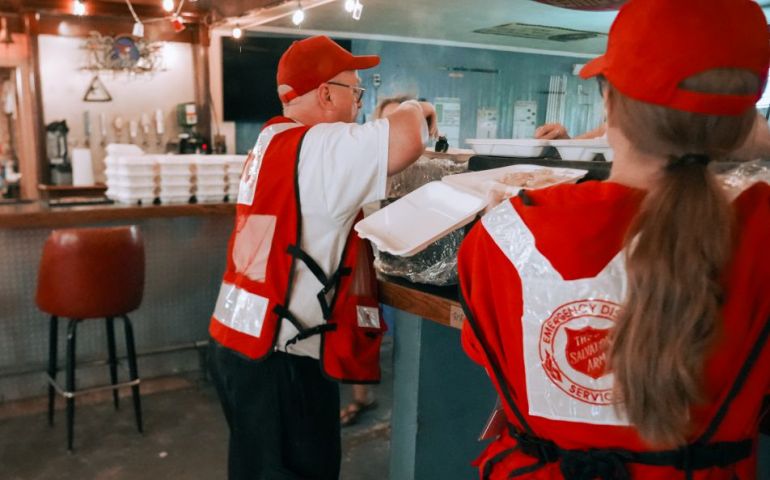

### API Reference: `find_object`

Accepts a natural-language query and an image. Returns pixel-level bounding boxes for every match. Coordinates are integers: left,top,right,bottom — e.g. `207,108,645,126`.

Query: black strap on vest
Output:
286,244,352,320
273,304,338,348
506,426,752,480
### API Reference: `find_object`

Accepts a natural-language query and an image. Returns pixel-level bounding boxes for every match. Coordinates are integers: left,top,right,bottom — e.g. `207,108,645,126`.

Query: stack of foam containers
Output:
194,156,228,203
104,144,157,205
226,155,247,201
157,155,194,204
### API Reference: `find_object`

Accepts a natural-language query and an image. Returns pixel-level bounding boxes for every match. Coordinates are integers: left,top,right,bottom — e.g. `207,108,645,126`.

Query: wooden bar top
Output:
0,201,235,229
378,275,464,330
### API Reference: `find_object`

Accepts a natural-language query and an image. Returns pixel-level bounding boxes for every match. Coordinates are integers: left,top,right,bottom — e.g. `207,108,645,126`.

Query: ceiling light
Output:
344,0,355,12
162,0,175,12
292,6,305,26
232,25,242,39
73,0,86,16
352,0,363,20
132,21,144,37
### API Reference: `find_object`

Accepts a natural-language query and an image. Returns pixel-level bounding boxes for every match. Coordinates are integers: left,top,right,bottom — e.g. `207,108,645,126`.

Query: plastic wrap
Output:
373,153,469,285
374,228,463,286
386,154,468,198
718,159,770,200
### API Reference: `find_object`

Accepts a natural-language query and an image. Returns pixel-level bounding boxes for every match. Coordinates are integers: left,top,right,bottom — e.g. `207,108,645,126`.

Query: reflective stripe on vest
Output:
238,122,302,206
213,282,270,338
482,200,630,426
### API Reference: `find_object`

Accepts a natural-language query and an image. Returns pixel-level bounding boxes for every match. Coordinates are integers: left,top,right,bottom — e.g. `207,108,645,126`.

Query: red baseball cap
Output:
276,35,380,104
581,0,770,115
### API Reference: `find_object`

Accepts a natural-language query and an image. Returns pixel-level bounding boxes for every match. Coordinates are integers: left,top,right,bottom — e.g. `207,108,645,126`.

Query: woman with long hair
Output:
458,0,770,478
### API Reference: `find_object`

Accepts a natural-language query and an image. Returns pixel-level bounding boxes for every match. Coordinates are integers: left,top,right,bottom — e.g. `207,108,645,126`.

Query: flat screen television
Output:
222,36,353,122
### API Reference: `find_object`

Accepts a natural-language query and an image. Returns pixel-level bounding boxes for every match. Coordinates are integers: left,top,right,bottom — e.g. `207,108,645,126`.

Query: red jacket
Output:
209,116,386,383
459,181,770,479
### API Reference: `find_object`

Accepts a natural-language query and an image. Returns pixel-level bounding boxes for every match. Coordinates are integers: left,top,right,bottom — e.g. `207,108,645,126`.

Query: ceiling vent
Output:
530,0,626,10
474,23,604,42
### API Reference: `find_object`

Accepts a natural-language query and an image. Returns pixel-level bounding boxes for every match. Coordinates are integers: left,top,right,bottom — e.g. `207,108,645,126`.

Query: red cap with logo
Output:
580,0,770,115
276,35,380,104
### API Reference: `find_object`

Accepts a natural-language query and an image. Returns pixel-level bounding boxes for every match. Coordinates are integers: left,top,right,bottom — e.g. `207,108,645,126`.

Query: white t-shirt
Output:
271,119,390,359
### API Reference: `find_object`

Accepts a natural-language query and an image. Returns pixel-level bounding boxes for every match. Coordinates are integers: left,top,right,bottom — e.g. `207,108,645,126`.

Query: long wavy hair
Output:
607,69,760,447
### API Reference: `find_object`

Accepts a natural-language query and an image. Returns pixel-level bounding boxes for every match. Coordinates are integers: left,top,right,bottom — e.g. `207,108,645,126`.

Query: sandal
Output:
340,399,378,427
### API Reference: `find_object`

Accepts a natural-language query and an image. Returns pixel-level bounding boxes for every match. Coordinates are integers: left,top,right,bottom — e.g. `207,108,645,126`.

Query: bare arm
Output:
385,101,437,176
534,122,607,140
534,123,569,139
574,123,607,140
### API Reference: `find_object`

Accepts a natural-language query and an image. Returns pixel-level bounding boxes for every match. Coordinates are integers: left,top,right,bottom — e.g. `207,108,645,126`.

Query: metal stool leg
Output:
105,317,120,410
122,315,143,434
47,316,58,426
65,319,78,451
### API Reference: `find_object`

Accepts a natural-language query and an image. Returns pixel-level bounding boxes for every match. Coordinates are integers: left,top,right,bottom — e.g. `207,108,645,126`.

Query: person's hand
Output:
419,102,439,139
534,123,570,140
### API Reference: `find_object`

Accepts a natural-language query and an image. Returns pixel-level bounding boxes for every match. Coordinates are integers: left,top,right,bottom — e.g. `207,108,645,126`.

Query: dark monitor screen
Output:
222,36,353,122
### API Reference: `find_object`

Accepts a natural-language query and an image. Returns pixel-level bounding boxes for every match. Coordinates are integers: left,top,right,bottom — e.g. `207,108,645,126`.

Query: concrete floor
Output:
0,340,393,480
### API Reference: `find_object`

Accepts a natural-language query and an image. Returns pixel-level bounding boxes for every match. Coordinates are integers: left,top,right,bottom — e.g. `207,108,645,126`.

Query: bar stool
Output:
36,225,145,450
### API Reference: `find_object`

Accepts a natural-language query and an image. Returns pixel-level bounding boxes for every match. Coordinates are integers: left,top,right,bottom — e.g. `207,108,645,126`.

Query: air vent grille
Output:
474,23,604,42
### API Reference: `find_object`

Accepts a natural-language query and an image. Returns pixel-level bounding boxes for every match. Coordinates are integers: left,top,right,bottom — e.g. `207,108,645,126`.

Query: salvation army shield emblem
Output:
564,326,611,380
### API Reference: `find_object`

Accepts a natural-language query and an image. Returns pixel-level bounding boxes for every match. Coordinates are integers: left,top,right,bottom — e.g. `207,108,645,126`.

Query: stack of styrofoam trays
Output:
105,154,158,205
194,156,228,203
157,155,194,204
225,155,247,201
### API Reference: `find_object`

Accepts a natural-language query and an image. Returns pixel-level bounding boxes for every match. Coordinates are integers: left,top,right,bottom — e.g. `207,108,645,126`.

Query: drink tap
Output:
99,112,108,147
129,120,139,144
155,108,165,147
113,116,125,143
140,113,151,148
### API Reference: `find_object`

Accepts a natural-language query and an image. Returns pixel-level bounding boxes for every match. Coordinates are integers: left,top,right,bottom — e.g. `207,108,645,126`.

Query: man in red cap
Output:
208,35,437,479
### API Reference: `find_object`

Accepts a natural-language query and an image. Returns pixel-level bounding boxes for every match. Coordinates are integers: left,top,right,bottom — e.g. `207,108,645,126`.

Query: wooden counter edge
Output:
0,203,236,229
378,279,464,330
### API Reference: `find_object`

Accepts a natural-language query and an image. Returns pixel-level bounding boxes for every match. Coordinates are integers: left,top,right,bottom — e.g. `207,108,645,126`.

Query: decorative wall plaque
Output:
81,32,164,75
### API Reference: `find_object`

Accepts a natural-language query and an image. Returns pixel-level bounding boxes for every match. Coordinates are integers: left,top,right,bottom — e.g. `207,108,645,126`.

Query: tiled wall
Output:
235,39,604,152
352,40,603,145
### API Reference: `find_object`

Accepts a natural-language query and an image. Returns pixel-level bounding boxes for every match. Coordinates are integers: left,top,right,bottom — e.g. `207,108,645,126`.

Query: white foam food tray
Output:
549,139,613,161
466,139,550,158
442,164,588,199
159,195,192,204
106,177,156,189
354,181,486,257
197,184,226,195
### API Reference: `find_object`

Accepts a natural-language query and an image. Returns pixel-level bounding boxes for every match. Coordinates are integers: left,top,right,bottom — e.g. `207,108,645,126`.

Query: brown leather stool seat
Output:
36,225,145,450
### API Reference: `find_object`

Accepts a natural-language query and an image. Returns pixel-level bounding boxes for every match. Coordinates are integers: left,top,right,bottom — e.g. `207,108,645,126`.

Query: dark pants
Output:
208,340,341,480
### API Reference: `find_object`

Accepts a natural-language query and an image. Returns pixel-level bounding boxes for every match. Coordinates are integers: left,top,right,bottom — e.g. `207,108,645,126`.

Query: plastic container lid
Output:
106,143,145,156
197,184,226,194
549,139,613,161
158,195,191,204
197,177,226,187
105,155,157,167
355,181,486,257
466,139,550,158
196,193,226,203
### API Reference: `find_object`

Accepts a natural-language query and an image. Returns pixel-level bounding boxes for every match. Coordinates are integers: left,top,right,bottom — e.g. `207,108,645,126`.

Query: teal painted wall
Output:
234,38,604,153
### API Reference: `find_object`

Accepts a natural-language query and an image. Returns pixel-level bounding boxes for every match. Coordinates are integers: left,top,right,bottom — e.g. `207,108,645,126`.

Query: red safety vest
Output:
209,116,385,383
459,182,770,479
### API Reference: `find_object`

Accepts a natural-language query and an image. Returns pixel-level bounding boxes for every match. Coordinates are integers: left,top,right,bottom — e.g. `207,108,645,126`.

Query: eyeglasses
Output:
326,81,366,103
